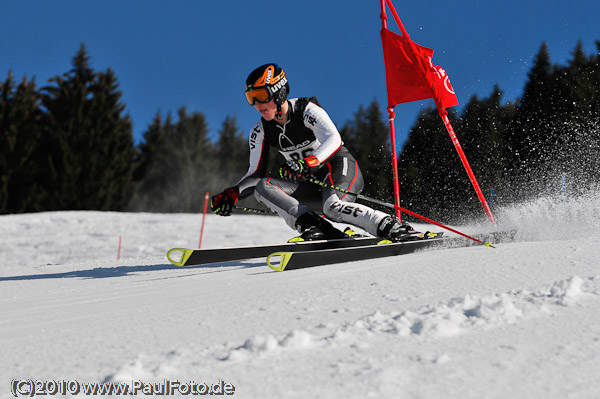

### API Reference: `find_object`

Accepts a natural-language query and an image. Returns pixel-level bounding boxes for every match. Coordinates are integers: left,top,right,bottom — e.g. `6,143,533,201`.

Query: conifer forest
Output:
1,41,599,224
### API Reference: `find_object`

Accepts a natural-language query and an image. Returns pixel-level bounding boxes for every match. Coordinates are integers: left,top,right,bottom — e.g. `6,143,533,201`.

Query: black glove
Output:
211,187,239,216
279,155,320,182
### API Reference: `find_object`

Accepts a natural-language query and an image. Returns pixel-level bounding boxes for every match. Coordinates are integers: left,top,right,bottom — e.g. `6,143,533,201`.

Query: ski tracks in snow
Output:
108,275,600,393
213,275,598,359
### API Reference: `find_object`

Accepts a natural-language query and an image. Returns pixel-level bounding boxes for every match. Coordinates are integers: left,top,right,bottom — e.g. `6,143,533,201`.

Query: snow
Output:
1,195,600,398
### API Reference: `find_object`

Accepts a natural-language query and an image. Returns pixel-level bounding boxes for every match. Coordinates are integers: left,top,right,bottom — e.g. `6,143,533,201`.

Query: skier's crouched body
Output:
253,146,392,240
210,63,411,241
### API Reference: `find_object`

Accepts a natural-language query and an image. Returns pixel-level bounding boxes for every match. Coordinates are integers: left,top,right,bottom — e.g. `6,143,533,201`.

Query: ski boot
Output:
289,212,347,242
376,216,433,242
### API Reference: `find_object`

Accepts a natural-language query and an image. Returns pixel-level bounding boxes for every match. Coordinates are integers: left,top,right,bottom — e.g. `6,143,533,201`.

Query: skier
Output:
210,63,415,241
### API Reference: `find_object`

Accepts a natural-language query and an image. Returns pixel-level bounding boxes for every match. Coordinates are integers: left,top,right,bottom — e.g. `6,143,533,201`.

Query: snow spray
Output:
561,172,566,202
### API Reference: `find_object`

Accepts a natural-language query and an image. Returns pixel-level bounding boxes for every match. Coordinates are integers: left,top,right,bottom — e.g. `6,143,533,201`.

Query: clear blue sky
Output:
1,0,598,147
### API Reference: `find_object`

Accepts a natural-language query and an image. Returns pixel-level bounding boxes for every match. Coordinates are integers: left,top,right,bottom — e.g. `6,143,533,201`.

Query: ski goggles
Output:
245,86,273,106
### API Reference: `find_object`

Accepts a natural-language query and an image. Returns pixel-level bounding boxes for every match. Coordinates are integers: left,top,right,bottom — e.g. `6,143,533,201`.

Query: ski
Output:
166,236,381,267
266,230,517,271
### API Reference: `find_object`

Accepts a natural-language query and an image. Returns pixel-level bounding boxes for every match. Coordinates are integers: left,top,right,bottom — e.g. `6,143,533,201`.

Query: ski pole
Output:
234,206,277,215
306,177,493,248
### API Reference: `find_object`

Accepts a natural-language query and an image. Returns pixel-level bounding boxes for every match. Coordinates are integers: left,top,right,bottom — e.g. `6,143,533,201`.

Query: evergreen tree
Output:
215,115,247,186
395,85,519,222
505,40,600,200
541,41,600,195
130,108,215,212
512,42,555,171
396,107,463,222
457,84,517,211
129,112,170,210
131,112,166,185
41,44,134,210
170,107,215,212
0,72,47,214
564,40,599,121
340,99,392,201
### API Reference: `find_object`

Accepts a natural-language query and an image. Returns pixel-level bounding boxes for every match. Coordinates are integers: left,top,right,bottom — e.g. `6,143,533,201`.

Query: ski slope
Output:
1,195,600,398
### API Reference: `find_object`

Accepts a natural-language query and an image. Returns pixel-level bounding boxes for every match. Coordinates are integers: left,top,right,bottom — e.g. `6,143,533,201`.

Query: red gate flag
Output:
381,27,458,111
379,0,496,225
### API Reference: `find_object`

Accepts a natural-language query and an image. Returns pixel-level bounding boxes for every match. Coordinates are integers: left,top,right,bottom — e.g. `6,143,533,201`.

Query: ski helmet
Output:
244,64,289,107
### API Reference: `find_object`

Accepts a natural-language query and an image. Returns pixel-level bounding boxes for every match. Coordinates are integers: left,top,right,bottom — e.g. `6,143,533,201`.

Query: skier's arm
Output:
303,102,342,164
234,122,270,199
211,123,269,215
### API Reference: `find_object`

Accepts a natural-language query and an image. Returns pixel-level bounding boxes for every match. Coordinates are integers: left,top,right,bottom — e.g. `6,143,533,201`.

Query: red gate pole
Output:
387,108,402,220
439,110,496,225
381,0,496,225
381,0,402,220
198,192,210,249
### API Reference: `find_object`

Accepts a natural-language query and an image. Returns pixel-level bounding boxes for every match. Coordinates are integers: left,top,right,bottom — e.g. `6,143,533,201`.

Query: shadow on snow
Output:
0,260,262,282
